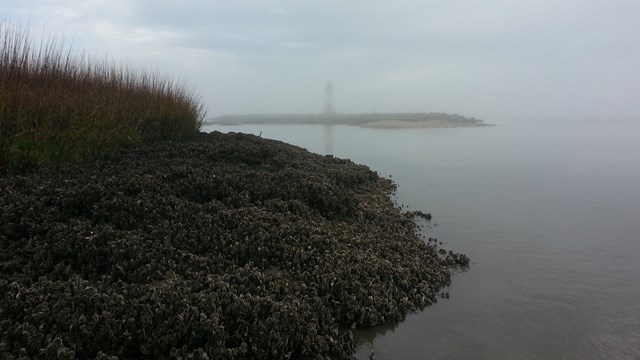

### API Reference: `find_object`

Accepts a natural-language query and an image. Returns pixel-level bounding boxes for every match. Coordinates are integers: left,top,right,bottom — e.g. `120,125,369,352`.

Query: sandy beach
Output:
360,119,489,129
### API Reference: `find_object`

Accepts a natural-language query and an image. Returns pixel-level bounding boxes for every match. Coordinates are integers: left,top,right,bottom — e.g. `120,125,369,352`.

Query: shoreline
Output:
0,132,468,358
206,112,488,129
359,119,491,129
208,119,492,129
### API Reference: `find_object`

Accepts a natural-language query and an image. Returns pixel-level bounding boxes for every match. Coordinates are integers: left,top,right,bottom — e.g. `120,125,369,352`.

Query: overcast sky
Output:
2,0,639,121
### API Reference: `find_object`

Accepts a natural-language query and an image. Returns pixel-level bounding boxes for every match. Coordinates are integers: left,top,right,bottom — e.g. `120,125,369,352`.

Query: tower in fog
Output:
323,81,336,115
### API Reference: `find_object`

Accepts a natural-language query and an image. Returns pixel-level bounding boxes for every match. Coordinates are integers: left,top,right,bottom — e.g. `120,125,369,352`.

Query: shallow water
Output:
202,119,640,360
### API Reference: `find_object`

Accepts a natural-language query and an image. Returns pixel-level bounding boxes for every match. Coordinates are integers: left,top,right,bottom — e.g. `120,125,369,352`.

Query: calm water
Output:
202,120,640,360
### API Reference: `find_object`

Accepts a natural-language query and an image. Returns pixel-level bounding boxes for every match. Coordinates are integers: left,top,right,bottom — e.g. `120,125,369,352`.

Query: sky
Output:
2,0,639,121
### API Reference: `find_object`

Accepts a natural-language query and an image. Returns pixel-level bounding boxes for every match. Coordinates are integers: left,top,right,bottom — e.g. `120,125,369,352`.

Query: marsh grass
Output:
0,23,205,172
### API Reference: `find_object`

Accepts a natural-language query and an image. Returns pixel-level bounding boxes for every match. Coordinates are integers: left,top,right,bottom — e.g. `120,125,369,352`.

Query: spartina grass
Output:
0,22,205,172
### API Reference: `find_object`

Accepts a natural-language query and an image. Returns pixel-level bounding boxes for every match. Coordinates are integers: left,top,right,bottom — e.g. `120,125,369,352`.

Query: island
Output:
207,112,489,128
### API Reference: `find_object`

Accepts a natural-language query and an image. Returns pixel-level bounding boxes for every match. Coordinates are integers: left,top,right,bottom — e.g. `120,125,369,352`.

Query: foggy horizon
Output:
3,1,639,122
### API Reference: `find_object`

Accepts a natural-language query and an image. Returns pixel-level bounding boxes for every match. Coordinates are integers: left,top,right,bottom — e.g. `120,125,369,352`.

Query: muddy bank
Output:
0,132,468,359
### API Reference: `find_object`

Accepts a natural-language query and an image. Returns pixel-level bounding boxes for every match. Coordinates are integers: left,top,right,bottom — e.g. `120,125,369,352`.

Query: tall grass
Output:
0,22,205,172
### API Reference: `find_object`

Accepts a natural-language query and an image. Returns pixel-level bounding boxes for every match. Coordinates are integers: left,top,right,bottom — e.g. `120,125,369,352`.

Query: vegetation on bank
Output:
0,23,205,172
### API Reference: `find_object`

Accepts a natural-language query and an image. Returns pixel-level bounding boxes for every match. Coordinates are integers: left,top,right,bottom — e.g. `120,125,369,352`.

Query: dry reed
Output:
0,22,205,172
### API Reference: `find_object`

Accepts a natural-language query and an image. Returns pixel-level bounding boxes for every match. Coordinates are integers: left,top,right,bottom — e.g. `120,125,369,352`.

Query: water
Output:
202,120,640,359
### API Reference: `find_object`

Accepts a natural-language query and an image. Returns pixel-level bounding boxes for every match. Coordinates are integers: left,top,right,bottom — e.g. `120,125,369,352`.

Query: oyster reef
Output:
0,132,468,359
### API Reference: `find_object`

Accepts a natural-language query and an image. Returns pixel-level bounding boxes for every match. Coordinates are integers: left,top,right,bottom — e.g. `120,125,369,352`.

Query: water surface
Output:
203,120,640,359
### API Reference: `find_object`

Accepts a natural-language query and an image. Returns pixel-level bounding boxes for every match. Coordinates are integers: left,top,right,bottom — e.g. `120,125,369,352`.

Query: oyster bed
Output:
0,132,468,359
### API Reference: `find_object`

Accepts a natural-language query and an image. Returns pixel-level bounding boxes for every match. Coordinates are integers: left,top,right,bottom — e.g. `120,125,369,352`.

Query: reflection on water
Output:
323,125,335,154
203,121,640,360
353,319,400,350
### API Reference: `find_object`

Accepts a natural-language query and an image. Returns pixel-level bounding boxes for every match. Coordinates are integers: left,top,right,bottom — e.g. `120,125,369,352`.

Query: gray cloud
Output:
2,0,639,120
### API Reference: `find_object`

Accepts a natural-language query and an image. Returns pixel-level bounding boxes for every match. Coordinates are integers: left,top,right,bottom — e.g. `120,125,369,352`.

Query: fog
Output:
4,0,639,122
